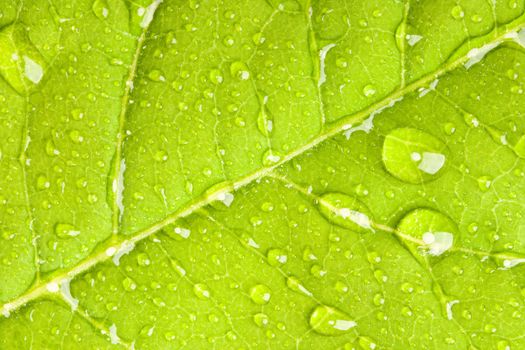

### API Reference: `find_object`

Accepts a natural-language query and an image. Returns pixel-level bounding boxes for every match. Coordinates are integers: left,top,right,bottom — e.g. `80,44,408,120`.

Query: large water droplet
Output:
396,208,456,257
249,284,271,305
382,128,448,183
92,0,110,20
317,192,372,232
0,24,47,94
309,305,357,336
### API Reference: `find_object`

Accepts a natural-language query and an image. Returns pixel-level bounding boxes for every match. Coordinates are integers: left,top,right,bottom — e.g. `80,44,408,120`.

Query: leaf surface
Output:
1,0,525,349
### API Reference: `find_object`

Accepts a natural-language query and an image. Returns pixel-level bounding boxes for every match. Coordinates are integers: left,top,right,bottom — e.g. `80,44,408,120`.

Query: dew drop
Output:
137,253,151,266
0,24,47,94
253,313,269,327
451,5,464,19
267,248,287,266
147,69,165,82
309,305,356,336
230,61,250,80
193,283,211,299
92,0,110,20
317,192,372,232
55,223,80,238
249,284,271,305
122,277,137,292
396,208,456,257
382,128,447,183
362,84,376,97
209,69,224,84
286,276,312,296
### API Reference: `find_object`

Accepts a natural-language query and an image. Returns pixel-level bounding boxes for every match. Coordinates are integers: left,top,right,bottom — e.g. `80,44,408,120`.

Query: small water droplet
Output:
249,284,271,305
253,313,269,327
309,305,356,336
230,61,250,80
209,69,224,84
55,223,80,238
193,283,211,299
451,5,464,19
122,277,137,291
267,248,287,266
362,84,376,97
137,253,151,266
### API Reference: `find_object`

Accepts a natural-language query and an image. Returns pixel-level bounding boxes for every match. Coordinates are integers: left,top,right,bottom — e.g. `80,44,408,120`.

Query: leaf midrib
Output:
2,19,524,318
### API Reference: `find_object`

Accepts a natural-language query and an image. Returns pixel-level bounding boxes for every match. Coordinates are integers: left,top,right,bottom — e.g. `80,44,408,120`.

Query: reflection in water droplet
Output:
317,192,372,232
382,128,447,183
309,305,356,336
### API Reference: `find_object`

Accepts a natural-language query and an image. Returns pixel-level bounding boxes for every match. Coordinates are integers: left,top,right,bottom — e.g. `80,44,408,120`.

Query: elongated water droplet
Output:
317,192,372,232
193,283,210,299
286,276,312,296
309,305,357,336
382,128,447,183
55,223,80,238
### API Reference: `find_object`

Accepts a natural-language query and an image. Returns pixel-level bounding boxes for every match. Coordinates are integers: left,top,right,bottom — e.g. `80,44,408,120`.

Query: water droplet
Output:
193,283,211,299
92,0,109,19
209,69,224,84
451,5,464,19
253,313,269,327
36,175,50,190
401,282,414,293
362,84,376,97
137,253,151,266
222,35,235,47
55,223,80,238
396,208,456,257
0,24,47,94
230,61,250,80
382,128,447,183
122,277,137,291
267,248,287,266
69,130,84,143
358,336,378,350
286,276,312,296
147,69,165,82
317,192,372,232
309,305,356,336
443,122,456,135
262,150,282,166
249,284,271,304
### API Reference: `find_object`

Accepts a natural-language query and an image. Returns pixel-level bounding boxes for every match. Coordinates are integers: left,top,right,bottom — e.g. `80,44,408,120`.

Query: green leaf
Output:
0,0,524,349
